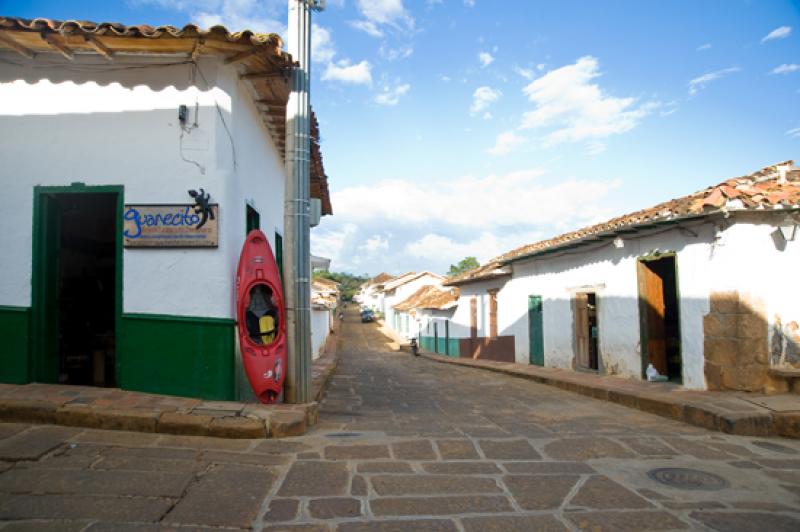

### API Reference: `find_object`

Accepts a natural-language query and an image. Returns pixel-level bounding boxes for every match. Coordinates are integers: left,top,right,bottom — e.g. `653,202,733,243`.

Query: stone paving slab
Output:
421,352,800,438
164,466,276,528
0,494,173,521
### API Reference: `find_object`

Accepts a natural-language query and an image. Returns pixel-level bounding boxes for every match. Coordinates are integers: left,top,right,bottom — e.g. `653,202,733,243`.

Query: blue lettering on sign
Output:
123,206,202,239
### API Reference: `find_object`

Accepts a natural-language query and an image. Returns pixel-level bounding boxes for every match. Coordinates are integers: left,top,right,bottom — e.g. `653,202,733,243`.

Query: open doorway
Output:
574,292,599,371
33,188,120,387
637,254,682,382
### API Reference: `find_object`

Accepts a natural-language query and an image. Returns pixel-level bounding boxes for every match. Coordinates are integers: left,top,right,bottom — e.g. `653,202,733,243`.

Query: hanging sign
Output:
123,204,219,248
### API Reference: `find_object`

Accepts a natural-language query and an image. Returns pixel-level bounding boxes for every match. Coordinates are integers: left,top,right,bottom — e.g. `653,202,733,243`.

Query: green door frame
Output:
528,295,544,366
31,184,124,383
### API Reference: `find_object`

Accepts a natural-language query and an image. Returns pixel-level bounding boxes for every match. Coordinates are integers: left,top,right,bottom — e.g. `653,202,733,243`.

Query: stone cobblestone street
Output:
2,311,800,530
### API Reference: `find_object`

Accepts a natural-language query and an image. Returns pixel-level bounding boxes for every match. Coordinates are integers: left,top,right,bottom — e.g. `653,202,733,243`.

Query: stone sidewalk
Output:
0,346,340,439
421,352,800,439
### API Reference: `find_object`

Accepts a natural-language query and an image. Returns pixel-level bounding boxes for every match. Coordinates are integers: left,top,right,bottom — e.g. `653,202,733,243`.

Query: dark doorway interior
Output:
574,292,599,371
55,193,117,386
638,255,682,382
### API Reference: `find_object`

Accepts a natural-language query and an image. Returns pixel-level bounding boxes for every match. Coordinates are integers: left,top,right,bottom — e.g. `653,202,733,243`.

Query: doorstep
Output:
420,353,800,439
0,348,340,439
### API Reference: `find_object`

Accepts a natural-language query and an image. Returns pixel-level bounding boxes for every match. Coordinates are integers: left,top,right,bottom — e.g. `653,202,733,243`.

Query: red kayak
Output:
236,230,287,404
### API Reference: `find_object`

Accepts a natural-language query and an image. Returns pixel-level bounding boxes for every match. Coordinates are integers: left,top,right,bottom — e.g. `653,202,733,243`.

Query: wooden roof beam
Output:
41,32,73,60
83,35,114,61
224,47,261,65
190,38,204,61
240,69,290,81
256,98,286,110
0,31,34,59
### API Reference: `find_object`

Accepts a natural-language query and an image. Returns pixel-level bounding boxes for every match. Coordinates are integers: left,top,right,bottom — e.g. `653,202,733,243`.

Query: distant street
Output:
2,308,800,530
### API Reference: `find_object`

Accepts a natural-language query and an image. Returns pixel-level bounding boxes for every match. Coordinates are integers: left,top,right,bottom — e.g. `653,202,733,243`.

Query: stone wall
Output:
703,291,783,393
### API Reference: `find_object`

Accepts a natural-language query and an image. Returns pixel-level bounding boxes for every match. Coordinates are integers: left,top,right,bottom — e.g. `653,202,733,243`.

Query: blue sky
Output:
4,0,799,276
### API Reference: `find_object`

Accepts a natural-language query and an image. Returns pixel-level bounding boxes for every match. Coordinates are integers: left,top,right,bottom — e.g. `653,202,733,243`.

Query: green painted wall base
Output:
119,313,235,401
0,306,31,384
420,336,460,357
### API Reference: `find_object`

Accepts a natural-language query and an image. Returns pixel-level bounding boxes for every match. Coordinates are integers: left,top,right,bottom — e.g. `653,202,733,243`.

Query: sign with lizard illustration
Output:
123,194,219,248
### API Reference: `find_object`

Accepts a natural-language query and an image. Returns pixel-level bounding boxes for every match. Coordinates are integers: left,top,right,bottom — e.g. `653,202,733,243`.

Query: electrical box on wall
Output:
309,198,322,227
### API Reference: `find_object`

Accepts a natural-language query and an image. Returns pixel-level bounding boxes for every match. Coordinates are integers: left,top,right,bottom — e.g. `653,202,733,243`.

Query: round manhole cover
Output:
647,468,730,491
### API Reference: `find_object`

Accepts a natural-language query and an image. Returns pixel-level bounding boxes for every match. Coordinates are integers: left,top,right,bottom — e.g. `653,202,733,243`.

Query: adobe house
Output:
381,272,445,340
0,17,331,400
393,285,460,356
445,162,800,393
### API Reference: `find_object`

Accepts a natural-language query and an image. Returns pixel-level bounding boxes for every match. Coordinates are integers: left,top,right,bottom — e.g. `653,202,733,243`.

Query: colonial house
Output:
444,162,800,393
383,272,445,339
311,276,339,361
0,17,332,401
393,285,459,355
357,272,392,312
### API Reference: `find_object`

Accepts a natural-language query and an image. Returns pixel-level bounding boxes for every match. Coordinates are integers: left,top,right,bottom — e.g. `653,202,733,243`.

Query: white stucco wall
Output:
0,54,286,319
449,278,507,340
311,307,331,360
384,273,444,335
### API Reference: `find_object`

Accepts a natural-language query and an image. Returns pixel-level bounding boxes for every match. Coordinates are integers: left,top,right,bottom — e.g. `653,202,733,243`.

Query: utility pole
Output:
284,0,323,404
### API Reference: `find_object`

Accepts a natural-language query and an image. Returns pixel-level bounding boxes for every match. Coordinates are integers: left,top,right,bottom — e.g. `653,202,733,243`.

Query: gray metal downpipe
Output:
284,0,323,403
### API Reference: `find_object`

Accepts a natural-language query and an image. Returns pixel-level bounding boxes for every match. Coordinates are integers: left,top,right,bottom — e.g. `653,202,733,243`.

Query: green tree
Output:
313,271,368,301
447,256,480,277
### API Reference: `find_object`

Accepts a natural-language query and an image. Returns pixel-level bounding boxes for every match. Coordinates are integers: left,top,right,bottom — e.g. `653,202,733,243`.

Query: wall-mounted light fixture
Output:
613,236,624,249
779,219,798,242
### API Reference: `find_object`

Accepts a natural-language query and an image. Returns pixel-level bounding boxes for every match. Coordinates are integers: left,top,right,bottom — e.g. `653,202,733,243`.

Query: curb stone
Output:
420,353,793,439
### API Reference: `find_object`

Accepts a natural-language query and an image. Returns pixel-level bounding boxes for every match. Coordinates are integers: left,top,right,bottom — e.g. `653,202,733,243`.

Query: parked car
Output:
360,309,375,323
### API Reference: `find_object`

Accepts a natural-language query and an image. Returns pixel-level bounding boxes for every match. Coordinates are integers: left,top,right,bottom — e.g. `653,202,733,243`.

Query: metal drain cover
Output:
647,468,730,491
325,432,363,438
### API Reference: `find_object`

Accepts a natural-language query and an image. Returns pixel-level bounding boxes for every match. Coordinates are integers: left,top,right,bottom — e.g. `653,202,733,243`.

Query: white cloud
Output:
688,66,740,95
322,60,373,85
788,127,800,138
406,231,542,266
379,44,414,61
375,83,411,106
331,169,620,228
440,75,452,82
487,131,525,155
771,64,800,74
697,43,712,51
349,20,383,37
514,65,535,80
464,0,476,6
311,24,336,63
352,0,414,37
519,56,655,146
361,234,390,253
762,26,792,43
478,51,494,67
135,0,285,33
470,86,501,115
314,168,623,274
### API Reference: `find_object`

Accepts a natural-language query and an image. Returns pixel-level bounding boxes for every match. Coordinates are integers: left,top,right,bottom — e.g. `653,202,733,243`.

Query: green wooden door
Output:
528,295,544,366
32,192,62,383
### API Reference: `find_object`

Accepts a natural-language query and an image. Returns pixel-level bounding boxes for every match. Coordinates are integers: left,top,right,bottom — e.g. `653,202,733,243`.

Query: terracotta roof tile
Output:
394,285,459,311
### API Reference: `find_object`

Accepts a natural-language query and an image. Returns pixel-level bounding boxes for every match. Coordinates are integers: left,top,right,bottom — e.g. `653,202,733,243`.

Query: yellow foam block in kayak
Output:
259,315,276,345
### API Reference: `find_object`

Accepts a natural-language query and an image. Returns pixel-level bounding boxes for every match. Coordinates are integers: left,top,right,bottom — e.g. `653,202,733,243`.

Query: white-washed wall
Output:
501,214,799,389
449,278,507,340
0,55,286,319
311,307,331,360
384,274,443,335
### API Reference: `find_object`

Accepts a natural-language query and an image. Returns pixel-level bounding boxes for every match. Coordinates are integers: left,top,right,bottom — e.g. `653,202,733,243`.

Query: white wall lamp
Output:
779,219,798,242
613,236,625,249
